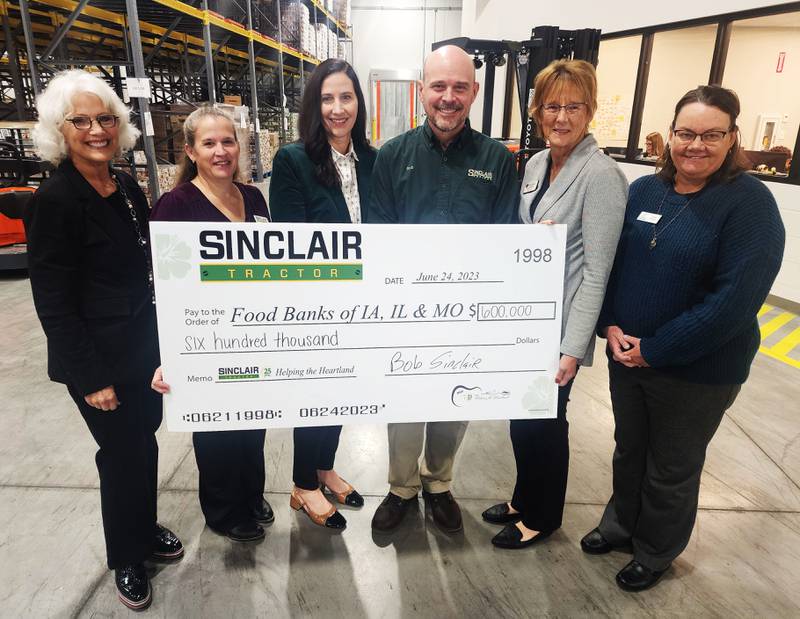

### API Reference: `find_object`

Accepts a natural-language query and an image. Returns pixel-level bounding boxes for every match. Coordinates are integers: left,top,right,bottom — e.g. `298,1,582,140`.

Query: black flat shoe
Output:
482,502,522,525
251,498,275,524
115,563,151,611
322,480,365,508
214,521,265,542
616,560,667,592
491,524,553,549
151,523,184,561
580,527,633,555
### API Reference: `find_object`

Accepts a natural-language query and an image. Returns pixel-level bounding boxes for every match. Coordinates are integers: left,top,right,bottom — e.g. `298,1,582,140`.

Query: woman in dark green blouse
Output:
270,58,376,529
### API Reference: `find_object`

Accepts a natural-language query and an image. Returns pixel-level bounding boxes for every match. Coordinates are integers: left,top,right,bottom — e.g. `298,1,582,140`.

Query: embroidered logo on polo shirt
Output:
467,168,493,181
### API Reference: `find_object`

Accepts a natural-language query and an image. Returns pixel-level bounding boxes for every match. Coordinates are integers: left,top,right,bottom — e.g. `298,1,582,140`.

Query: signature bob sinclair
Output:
199,229,363,261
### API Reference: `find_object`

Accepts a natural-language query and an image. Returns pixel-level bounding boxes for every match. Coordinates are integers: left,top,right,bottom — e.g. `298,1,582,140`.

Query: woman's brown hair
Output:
657,85,750,185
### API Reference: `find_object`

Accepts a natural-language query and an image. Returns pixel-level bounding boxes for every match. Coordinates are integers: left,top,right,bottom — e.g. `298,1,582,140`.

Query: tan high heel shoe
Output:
290,487,346,529
320,479,365,508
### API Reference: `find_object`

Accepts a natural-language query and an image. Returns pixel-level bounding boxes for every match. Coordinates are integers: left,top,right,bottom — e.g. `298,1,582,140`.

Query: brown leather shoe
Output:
423,490,463,533
371,492,417,532
290,487,346,529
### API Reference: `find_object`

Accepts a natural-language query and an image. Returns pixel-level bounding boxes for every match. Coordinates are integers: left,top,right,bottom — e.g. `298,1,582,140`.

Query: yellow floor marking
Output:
769,326,800,357
758,304,773,318
759,345,800,369
759,312,795,339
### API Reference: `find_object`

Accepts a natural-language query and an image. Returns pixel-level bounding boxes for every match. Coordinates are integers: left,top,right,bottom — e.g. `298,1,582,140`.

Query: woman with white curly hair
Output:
24,69,183,611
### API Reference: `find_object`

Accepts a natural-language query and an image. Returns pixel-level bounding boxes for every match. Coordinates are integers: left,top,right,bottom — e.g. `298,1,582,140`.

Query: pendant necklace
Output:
649,185,695,250
113,171,156,303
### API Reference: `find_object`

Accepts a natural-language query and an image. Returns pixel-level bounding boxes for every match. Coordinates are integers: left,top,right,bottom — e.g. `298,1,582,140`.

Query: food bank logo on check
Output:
197,229,363,282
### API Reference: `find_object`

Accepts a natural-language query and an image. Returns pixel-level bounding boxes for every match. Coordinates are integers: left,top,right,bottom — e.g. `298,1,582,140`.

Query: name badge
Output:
254,215,269,223
636,211,662,224
522,180,539,194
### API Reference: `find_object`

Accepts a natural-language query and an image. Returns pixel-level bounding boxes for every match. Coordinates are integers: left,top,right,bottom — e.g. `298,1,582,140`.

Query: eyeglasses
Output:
542,102,587,116
672,129,730,144
64,114,119,130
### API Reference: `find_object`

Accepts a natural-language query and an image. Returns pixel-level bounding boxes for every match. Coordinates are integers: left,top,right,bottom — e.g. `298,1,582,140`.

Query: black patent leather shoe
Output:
216,520,265,542
151,523,184,561
423,490,463,533
491,523,553,549
322,480,365,508
580,527,633,555
482,502,522,525
371,492,417,532
115,563,151,611
251,498,275,524
616,560,667,592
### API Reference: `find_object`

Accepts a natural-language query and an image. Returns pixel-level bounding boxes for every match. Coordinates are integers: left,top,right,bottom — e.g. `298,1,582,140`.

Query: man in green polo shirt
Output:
370,45,520,535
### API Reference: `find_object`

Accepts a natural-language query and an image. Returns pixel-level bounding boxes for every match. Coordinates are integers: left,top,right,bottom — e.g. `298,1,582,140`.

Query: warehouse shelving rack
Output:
0,0,351,199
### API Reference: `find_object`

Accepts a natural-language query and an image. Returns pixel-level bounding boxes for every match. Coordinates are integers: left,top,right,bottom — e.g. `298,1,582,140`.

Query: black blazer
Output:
269,141,377,223
24,159,159,396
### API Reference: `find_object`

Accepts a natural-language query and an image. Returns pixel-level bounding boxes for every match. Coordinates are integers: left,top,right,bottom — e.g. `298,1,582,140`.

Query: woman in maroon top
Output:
150,106,272,542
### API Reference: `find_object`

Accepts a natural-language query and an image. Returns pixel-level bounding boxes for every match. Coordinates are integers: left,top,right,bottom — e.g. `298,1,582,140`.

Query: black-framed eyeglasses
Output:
542,102,587,116
672,129,731,144
64,114,119,130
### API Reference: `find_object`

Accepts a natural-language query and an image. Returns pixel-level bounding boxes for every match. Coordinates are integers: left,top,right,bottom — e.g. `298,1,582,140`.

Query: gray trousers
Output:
599,361,740,571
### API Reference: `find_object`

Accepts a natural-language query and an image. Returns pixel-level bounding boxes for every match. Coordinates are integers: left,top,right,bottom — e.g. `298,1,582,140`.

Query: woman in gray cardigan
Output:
483,59,628,548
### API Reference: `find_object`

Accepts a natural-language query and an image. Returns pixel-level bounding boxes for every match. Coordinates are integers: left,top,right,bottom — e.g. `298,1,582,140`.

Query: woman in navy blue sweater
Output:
581,86,785,591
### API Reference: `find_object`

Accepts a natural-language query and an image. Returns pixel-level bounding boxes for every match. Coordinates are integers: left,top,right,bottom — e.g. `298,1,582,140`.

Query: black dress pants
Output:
292,425,342,490
599,361,740,570
193,429,266,530
68,382,161,569
509,376,576,532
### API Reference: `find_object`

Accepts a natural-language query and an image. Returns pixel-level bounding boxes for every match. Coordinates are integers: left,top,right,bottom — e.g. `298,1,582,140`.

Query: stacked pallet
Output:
334,0,351,27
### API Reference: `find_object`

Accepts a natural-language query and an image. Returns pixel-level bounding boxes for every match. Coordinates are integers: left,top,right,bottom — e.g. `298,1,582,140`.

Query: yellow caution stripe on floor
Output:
759,305,800,369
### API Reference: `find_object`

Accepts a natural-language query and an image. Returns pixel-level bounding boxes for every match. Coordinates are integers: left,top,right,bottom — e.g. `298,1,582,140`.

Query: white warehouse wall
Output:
455,0,800,303
349,0,462,128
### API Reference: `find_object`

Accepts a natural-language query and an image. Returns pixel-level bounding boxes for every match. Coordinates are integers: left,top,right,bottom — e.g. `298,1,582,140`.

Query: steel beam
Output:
47,59,133,66
18,0,41,95
276,0,286,141
246,0,263,180
41,0,91,59
201,0,217,102
124,0,160,201
144,2,198,67
1,11,27,118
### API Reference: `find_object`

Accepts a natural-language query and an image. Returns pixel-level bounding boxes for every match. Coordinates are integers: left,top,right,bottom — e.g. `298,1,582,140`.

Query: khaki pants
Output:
387,420,469,499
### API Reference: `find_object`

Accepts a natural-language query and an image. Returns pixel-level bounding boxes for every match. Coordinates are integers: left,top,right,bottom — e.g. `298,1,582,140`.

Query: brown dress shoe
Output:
371,492,417,531
290,487,346,530
423,490,463,533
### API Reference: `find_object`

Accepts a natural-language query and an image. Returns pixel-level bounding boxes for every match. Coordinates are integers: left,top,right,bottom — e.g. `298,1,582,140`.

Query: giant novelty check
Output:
150,222,566,431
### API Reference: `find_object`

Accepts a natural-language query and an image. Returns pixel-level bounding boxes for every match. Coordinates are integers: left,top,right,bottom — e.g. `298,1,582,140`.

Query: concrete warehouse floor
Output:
1,270,799,618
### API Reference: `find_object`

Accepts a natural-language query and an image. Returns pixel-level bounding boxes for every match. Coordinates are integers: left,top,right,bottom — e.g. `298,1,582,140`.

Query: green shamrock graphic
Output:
155,234,192,280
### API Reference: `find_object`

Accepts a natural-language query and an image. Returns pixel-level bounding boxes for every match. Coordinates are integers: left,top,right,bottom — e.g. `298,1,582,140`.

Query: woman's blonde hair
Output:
32,69,140,165
529,59,598,138
174,105,243,187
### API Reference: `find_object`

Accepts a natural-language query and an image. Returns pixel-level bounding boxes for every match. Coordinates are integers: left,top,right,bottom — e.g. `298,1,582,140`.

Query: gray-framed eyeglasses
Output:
64,114,119,130
672,129,730,144
542,102,586,116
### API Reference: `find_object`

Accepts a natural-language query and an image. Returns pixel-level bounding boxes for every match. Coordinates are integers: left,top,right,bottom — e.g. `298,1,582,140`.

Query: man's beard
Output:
430,104,465,133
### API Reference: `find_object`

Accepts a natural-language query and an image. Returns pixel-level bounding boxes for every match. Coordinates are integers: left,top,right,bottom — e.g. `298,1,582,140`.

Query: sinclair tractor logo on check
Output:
197,228,363,282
